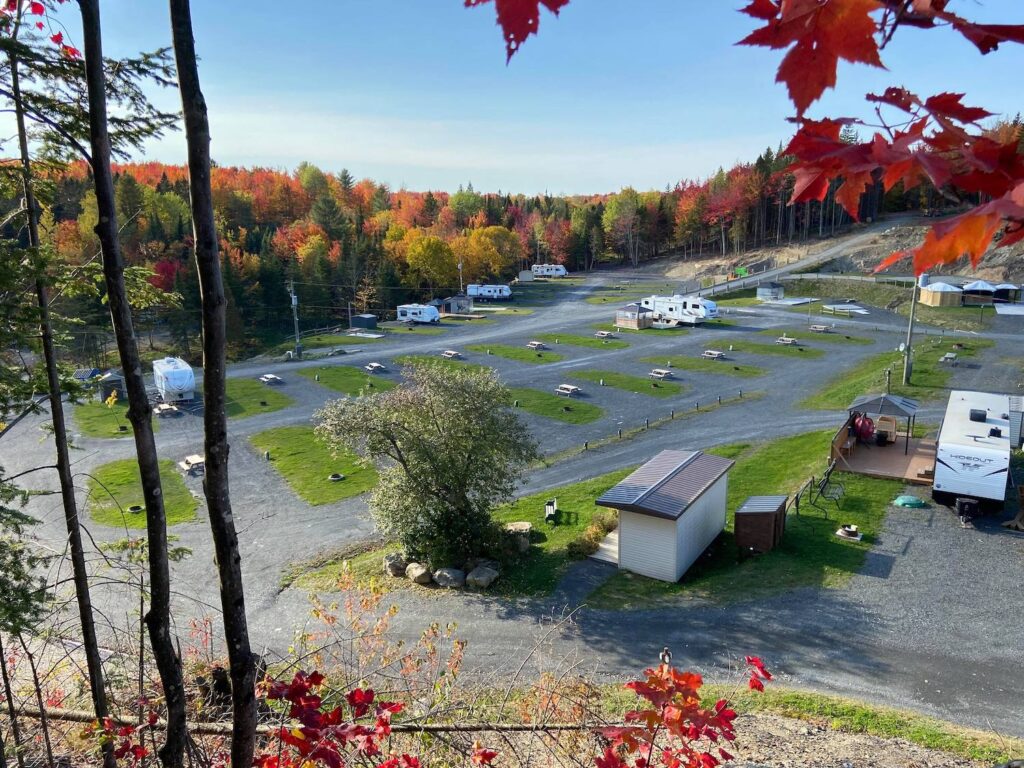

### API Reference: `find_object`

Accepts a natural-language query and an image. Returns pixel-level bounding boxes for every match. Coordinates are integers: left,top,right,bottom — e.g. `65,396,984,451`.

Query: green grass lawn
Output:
800,337,993,410
298,365,398,396
513,279,586,305
285,541,403,592
492,468,633,596
87,458,196,528
249,425,377,506
379,324,445,335
638,355,765,378
466,343,565,364
591,322,688,336
534,333,629,350
721,339,825,358
223,378,295,418
587,430,902,608
742,278,995,331
757,327,873,345
276,333,381,354
583,282,680,305
73,398,155,439
507,387,604,424
393,354,493,374
570,370,685,398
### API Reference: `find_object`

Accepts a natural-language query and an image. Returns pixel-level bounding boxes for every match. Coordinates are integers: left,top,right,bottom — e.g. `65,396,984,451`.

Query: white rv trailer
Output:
933,390,1011,504
396,304,440,324
638,294,719,326
152,357,195,402
467,284,512,301
531,264,568,277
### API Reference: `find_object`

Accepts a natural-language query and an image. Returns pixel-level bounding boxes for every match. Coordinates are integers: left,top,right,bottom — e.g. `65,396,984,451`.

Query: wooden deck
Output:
834,437,936,485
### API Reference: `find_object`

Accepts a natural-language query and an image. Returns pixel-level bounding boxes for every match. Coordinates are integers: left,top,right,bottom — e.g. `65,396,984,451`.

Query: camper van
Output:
531,264,568,278
396,304,440,324
933,390,1011,505
467,284,512,301
152,357,195,402
639,294,719,326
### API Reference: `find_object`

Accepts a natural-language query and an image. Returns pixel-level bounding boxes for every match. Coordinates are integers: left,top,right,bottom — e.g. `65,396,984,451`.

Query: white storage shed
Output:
756,282,785,302
152,357,195,402
596,450,734,582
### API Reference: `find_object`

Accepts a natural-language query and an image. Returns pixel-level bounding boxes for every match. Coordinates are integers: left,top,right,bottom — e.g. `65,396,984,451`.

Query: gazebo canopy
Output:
922,281,962,293
848,393,920,418
995,283,1019,290
962,279,996,292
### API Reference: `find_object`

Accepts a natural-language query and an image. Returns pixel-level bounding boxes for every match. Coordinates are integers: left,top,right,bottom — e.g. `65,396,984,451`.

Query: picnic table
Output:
153,403,179,417
776,335,799,346
649,368,674,379
555,384,581,397
441,350,461,359
809,324,831,333
939,352,958,366
526,341,547,351
178,454,205,475
364,362,386,373
701,350,726,360
594,330,616,339
259,373,284,384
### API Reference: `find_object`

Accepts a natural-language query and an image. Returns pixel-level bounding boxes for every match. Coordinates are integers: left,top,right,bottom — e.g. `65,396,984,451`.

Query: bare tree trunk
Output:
0,633,26,768
7,36,117,768
16,635,53,768
77,3,188,765
168,3,258,767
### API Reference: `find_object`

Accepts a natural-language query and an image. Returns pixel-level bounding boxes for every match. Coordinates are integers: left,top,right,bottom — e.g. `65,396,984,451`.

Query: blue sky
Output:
84,1,1024,194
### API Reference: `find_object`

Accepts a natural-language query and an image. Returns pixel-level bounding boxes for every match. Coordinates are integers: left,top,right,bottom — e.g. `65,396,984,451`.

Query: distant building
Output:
918,281,963,307
350,313,377,330
615,302,653,330
756,282,785,302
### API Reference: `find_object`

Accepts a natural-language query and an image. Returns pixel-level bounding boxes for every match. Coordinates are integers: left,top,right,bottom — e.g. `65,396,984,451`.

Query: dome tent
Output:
918,281,962,307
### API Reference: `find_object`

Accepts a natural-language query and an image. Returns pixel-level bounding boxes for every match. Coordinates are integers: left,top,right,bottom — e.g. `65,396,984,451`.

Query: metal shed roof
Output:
735,495,788,515
848,393,920,418
922,281,962,293
596,449,735,520
72,368,100,381
618,302,653,313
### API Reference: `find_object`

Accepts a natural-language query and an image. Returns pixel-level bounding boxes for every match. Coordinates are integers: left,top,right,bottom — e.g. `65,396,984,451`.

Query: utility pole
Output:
902,278,919,385
289,279,302,359
458,258,464,293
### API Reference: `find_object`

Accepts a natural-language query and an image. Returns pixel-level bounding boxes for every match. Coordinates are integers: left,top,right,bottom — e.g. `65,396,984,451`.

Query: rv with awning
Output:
638,294,719,326
933,390,1011,505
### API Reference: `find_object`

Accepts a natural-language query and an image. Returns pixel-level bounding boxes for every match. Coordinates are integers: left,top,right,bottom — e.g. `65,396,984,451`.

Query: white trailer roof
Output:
938,390,1011,453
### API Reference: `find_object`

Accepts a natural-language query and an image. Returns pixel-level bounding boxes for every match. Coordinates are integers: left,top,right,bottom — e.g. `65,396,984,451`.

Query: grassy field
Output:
393,354,493,374
757,327,874,345
588,430,901,608
638,355,765,378
249,425,377,506
492,468,633,596
466,343,565,364
276,333,381,354
507,387,604,424
223,378,295,418
584,281,680,305
286,541,403,592
592,322,688,336
534,332,629,350
299,365,398,396
378,323,445,335
512,279,585,305
723,339,825,358
570,370,685,398
801,337,993,410
73,398,154,439
87,458,196,528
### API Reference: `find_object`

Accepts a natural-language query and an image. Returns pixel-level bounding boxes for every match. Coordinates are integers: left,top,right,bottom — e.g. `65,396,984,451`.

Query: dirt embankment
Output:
818,224,1024,282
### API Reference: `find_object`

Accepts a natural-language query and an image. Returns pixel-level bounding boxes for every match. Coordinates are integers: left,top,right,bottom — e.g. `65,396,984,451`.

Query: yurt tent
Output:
962,279,995,305
994,283,1020,304
918,281,962,307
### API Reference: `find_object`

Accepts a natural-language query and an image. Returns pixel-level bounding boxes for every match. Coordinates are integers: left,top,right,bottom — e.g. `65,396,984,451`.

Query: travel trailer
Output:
531,264,568,277
933,390,1011,505
638,294,719,325
152,357,195,402
467,284,512,301
396,304,441,324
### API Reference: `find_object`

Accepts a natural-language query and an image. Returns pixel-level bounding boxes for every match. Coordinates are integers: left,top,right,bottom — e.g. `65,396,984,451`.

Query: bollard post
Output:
718,395,722,405
645,418,649,430
315,373,320,382
584,441,588,450
600,378,605,386
671,409,674,419
617,428,622,439
513,399,519,408
739,389,743,398
264,450,270,461
487,349,492,354
695,401,699,411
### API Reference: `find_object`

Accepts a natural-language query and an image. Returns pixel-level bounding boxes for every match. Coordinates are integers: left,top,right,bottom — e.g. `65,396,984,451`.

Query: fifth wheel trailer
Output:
152,357,195,402
932,390,1011,505
638,294,719,325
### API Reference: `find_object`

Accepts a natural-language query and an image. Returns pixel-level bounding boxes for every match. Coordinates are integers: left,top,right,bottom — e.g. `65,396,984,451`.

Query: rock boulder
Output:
432,567,466,588
466,565,499,589
383,552,408,577
405,562,432,585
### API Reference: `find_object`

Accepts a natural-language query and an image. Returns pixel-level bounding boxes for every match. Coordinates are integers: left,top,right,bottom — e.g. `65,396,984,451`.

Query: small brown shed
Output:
734,495,787,554
615,302,653,330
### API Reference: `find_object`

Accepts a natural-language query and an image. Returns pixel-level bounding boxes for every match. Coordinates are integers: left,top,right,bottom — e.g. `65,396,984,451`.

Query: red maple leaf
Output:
466,0,569,61
740,0,884,115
